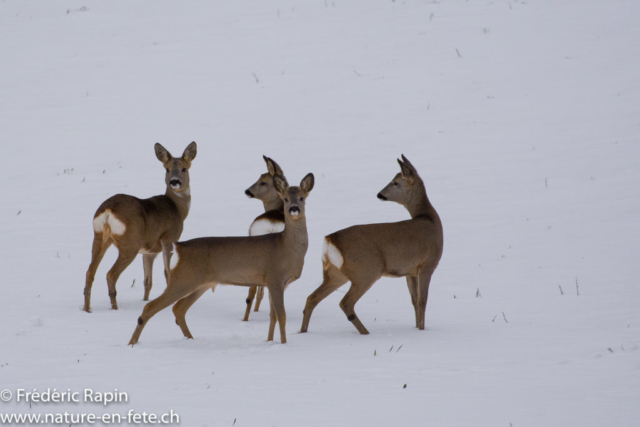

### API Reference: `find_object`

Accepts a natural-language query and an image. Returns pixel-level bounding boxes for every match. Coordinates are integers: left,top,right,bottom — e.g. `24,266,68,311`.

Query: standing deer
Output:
242,156,288,321
84,142,197,312
128,173,314,345
300,155,443,334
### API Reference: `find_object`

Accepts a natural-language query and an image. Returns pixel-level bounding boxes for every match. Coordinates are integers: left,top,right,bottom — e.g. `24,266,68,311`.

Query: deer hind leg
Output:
268,287,287,343
105,248,137,310
84,234,112,312
301,265,348,333
339,277,378,335
142,253,158,301
406,276,420,328
243,286,258,321
129,282,192,345
172,286,209,339
417,269,433,330
254,286,265,312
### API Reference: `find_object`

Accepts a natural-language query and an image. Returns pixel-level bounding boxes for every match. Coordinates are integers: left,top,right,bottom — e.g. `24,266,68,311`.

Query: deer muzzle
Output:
289,206,300,216
245,189,254,198
170,179,181,189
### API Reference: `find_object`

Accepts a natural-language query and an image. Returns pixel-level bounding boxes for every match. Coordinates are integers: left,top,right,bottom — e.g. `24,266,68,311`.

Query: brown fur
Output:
83,142,197,312
301,155,443,334
128,173,314,345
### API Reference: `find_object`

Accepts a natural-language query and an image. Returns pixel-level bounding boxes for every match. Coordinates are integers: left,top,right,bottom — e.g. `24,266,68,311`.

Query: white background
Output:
1,1,638,426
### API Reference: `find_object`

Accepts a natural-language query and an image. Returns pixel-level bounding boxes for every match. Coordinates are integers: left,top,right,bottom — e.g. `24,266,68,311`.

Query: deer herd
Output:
84,142,444,345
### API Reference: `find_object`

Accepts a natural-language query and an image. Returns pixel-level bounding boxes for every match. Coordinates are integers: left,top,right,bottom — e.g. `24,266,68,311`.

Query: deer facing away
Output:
84,142,197,312
242,156,288,321
300,155,443,334
128,173,314,345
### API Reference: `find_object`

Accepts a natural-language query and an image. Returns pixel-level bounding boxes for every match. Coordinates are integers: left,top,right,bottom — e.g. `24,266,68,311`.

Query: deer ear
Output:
400,154,417,173
264,156,284,177
182,141,197,164
300,173,315,193
398,158,415,182
273,174,288,195
155,143,172,163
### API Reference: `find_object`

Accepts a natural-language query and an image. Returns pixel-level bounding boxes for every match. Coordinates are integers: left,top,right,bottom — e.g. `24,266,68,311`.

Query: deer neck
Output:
281,215,308,255
405,180,436,220
262,195,284,213
165,186,191,220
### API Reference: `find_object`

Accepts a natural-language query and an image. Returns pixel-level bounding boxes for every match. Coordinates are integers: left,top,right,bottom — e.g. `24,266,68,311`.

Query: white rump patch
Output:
93,209,126,235
169,244,180,270
322,238,344,269
249,219,285,236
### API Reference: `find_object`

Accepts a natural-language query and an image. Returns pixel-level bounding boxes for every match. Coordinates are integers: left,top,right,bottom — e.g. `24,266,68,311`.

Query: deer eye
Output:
260,182,267,186
393,182,399,186
166,168,170,173
182,168,187,173
299,197,304,201
284,198,289,203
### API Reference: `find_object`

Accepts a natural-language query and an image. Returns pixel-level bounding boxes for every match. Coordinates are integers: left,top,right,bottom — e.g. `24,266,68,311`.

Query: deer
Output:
300,155,443,335
128,172,314,345
84,142,197,312
242,156,288,321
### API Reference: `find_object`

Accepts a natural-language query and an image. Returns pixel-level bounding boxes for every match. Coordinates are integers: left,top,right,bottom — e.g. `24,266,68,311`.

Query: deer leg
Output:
84,234,112,312
339,278,377,335
172,286,209,339
254,286,265,312
301,266,348,333
243,286,258,321
267,299,277,342
129,283,192,345
406,276,420,328
269,287,287,343
161,241,172,280
105,249,137,310
142,253,158,301
416,269,433,330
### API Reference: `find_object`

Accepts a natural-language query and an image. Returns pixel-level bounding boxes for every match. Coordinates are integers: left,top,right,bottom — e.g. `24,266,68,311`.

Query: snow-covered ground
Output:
1,1,639,425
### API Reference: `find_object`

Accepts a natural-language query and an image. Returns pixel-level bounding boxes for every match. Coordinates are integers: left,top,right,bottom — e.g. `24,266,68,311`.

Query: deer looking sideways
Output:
128,173,314,345
84,142,197,312
300,155,443,334
242,156,287,321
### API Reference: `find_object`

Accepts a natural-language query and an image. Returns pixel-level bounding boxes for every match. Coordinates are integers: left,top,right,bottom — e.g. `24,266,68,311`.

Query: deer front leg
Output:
416,269,434,330
106,248,137,310
339,278,377,335
267,299,277,342
84,234,112,312
243,286,258,321
267,287,287,343
142,253,158,301
406,276,420,328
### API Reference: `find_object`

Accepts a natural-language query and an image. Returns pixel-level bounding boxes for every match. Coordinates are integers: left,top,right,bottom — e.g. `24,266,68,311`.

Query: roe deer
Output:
242,156,288,321
300,155,443,334
84,142,197,312
128,173,314,345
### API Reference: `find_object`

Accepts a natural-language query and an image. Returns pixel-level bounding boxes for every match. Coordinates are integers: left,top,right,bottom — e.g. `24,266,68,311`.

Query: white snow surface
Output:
1,1,639,426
